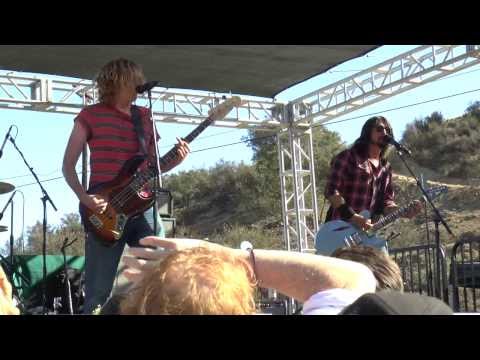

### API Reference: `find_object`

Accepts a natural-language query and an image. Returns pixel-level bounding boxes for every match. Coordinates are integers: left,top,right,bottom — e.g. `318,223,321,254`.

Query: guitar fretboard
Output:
371,202,416,232
114,115,216,205
159,116,214,169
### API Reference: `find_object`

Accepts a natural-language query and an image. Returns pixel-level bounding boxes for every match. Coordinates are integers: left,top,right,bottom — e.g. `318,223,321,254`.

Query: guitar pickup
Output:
89,214,103,230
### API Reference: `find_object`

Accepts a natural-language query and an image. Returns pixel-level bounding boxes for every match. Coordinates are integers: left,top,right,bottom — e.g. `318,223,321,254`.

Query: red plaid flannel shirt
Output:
324,146,395,221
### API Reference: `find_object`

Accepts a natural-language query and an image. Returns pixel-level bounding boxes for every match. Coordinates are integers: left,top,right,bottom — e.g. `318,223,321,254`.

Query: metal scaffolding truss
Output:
290,45,480,125
279,45,480,255
0,72,281,130
277,125,319,253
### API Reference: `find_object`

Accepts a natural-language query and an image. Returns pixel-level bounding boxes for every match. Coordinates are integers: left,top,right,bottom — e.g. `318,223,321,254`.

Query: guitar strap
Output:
372,171,386,219
325,206,333,223
131,105,148,157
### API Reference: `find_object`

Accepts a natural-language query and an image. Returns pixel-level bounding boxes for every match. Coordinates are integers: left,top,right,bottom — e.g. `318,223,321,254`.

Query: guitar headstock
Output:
423,185,449,201
208,96,242,121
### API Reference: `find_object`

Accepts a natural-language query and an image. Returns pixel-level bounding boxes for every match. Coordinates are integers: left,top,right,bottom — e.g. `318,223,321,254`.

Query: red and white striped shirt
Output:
75,103,158,189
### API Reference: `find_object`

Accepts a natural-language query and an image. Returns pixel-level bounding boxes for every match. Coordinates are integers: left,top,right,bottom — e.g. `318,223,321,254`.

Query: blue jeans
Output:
83,207,165,314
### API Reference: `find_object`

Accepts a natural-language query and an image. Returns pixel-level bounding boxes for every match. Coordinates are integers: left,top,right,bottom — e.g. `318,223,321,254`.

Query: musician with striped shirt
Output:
62,58,190,314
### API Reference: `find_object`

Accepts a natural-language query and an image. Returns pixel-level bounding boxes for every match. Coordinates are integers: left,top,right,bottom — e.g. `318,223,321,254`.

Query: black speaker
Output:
161,217,176,237
157,189,173,217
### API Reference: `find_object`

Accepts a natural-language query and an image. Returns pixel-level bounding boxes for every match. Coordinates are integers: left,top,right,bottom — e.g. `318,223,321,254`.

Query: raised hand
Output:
121,237,207,283
405,199,423,219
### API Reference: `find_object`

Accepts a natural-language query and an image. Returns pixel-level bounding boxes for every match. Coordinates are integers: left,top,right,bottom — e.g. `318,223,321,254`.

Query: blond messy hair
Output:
95,58,145,105
120,247,257,315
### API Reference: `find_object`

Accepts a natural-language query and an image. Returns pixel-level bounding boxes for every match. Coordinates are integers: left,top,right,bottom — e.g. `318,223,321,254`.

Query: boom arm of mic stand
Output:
61,237,78,252
8,137,57,211
0,253,30,285
0,190,16,220
395,149,455,240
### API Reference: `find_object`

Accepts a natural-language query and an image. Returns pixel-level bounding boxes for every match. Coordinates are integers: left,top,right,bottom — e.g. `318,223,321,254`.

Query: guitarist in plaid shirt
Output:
324,116,422,234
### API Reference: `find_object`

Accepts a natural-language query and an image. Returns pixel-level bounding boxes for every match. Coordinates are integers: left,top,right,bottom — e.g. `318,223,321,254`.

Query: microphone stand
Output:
8,136,57,314
146,89,162,236
60,237,78,315
395,147,453,302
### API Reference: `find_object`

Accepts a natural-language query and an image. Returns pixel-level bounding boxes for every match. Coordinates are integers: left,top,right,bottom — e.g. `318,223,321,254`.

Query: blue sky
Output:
1,45,479,250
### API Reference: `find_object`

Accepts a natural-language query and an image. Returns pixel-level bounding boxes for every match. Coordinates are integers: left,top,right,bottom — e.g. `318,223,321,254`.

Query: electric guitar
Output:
79,96,242,246
314,186,448,256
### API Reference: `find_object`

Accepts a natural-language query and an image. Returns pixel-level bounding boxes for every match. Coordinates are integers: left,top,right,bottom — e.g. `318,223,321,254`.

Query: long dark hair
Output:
352,116,394,164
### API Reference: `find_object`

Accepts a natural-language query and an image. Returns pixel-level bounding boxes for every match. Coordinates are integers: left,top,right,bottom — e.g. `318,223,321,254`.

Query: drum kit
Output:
0,180,85,314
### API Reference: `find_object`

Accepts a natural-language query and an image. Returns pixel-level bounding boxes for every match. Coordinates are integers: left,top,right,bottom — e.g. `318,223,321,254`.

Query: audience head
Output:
120,247,257,315
340,290,453,315
331,245,404,292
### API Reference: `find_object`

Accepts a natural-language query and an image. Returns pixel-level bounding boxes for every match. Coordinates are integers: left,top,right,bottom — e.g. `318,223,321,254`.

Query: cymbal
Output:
0,182,15,195
0,225,7,232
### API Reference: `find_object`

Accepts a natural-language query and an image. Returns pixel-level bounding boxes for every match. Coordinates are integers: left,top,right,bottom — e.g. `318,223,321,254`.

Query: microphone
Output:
0,125,13,159
136,81,159,94
384,135,412,156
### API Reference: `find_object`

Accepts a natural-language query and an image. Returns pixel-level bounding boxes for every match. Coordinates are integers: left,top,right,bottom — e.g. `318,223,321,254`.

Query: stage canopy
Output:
0,45,378,98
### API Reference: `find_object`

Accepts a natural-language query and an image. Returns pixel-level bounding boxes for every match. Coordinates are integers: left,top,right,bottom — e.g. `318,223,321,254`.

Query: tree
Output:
465,101,480,118
396,107,480,179
245,126,345,221
15,213,85,256
425,111,444,126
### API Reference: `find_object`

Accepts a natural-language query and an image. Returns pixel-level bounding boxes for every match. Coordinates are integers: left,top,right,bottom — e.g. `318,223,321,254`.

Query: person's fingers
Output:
177,138,191,152
139,236,178,250
128,247,169,261
123,269,144,283
180,142,190,153
122,256,148,270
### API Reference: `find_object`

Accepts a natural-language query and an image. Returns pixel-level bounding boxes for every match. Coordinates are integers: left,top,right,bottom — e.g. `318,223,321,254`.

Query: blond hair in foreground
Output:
120,247,257,315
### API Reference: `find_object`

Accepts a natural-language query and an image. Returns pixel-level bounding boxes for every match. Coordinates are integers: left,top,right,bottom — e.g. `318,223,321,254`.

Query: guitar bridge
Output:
114,214,127,240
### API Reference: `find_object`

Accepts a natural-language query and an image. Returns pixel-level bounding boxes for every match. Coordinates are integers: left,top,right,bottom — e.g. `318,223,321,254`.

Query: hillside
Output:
377,172,480,252
170,169,480,252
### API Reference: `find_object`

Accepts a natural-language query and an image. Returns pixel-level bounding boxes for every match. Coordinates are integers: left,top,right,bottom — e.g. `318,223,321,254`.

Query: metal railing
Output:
390,243,448,303
450,238,480,313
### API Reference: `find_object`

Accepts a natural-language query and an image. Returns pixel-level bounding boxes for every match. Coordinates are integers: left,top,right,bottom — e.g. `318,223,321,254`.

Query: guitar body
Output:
79,155,155,247
314,186,448,256
314,210,387,256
